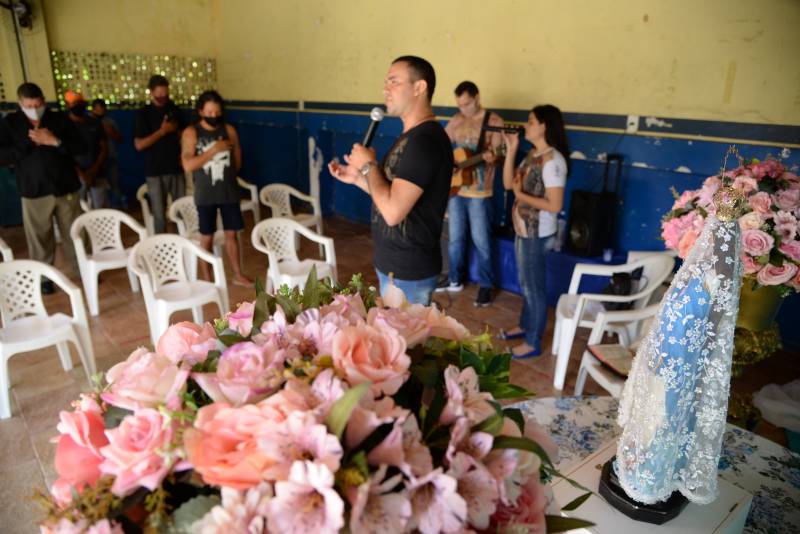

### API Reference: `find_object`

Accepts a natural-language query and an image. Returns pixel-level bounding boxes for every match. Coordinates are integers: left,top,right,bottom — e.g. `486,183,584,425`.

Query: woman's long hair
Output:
532,104,570,176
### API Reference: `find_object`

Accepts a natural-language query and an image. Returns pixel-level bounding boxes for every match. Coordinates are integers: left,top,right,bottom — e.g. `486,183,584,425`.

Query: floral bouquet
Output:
661,156,800,295
37,271,592,534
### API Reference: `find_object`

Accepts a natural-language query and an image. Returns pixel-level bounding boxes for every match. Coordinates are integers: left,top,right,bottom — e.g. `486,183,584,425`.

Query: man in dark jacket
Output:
0,83,86,286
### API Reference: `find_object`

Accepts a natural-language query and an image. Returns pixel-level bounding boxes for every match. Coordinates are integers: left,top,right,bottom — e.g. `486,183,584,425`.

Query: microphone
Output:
362,107,385,147
482,125,524,134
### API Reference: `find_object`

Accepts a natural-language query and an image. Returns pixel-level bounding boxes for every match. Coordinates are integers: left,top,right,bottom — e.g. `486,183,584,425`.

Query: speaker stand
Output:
599,457,689,525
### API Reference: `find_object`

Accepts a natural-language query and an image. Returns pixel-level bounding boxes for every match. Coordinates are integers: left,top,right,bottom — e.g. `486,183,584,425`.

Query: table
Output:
514,396,800,534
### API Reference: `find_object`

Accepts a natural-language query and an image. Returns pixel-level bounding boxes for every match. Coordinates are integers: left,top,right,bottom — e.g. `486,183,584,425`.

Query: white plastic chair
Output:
251,218,337,294
308,137,323,203
259,184,323,234
70,209,148,316
136,184,155,236
129,235,229,347
0,260,96,419
574,304,660,398
167,196,225,257
238,177,260,223
0,238,12,262
550,253,674,390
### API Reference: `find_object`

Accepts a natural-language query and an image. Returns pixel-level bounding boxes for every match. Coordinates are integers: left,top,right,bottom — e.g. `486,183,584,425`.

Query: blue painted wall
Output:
2,104,798,348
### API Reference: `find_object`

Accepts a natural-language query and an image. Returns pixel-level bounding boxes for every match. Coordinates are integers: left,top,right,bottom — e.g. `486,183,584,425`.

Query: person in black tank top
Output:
180,90,253,287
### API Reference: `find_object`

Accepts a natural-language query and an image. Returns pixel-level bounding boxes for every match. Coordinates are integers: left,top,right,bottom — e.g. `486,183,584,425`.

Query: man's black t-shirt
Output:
134,101,184,176
372,120,453,280
73,115,107,175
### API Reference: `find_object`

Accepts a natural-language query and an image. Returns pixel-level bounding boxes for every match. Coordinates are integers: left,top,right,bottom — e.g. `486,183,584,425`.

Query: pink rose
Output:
102,348,188,411
51,402,109,506
184,402,282,489
99,409,179,496
741,229,775,257
156,321,217,365
779,240,800,262
741,254,762,275
673,189,697,209
738,211,763,231
320,294,368,325
757,263,798,286
749,192,773,217
332,324,410,396
661,211,704,251
697,182,719,208
227,301,256,336
367,306,431,348
677,228,700,259
774,189,800,211
193,341,286,405
732,175,758,195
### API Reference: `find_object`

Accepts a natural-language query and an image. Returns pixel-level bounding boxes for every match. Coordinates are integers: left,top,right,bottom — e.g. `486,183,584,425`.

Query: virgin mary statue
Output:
614,185,746,508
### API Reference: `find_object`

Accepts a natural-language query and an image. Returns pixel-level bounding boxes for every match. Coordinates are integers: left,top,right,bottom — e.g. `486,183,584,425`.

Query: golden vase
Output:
732,279,783,376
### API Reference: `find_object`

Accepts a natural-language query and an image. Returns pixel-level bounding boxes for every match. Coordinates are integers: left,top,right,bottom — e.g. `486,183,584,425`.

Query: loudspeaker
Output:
565,190,617,256
565,154,623,257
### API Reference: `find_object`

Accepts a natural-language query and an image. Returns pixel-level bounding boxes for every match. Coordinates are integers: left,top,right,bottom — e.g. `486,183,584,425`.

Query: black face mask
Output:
70,103,87,116
202,115,223,128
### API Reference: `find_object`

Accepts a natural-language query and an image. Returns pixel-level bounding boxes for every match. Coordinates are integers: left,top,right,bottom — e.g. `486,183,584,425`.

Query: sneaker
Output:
474,287,493,307
435,280,464,293
433,275,450,293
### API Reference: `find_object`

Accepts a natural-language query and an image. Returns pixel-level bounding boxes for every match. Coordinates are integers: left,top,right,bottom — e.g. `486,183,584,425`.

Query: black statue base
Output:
599,457,689,525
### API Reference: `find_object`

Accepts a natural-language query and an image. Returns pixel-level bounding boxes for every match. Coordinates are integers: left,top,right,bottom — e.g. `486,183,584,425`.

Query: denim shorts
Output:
196,202,244,235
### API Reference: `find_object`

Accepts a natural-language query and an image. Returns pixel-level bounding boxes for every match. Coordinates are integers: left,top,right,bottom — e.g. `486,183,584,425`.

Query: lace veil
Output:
616,187,746,505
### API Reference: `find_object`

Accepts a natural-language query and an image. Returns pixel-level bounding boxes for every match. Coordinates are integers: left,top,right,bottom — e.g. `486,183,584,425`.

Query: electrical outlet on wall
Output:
626,115,639,133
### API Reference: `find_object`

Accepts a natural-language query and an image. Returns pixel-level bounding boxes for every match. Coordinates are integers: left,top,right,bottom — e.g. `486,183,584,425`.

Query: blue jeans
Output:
448,195,493,288
376,270,439,306
515,234,555,348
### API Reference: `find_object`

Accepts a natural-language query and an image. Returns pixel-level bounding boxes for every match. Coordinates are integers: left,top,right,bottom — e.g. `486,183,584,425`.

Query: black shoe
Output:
474,287,493,307
41,279,55,295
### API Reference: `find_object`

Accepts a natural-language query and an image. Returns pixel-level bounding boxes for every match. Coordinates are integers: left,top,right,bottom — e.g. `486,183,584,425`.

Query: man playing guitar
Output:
436,81,505,307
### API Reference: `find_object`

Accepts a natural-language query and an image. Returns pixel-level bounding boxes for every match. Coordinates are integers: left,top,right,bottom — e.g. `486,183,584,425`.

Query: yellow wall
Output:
212,0,800,125
42,0,216,58
2,0,798,125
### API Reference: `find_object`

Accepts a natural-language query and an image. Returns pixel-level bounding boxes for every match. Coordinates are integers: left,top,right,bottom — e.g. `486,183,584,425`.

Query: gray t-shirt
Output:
192,123,239,206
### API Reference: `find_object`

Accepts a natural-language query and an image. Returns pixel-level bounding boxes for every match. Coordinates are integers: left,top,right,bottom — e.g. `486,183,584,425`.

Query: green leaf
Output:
165,494,221,534
503,408,525,433
422,387,447,437
274,293,301,323
410,358,441,389
544,515,595,533
480,381,534,400
251,279,275,334
302,265,321,310
492,435,554,469
103,405,132,429
350,450,370,478
217,329,247,347
325,382,370,439
485,352,511,376
472,408,504,436
561,491,592,511
459,346,485,374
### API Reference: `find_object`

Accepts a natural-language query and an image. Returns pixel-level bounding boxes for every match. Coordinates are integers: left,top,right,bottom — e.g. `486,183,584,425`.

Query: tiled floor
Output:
0,211,796,531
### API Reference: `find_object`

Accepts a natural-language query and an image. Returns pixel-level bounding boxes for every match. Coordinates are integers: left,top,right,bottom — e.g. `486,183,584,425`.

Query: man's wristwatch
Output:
359,161,375,177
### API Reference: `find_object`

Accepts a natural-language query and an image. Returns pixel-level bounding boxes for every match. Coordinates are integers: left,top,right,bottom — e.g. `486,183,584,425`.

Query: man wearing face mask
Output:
134,75,186,233
66,91,108,209
0,82,86,289
436,81,505,307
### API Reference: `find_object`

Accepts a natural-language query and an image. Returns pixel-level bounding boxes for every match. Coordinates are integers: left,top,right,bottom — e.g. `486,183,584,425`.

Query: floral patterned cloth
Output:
514,396,800,534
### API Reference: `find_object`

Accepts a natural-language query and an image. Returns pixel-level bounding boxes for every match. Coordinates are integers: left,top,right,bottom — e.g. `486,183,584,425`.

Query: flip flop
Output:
511,347,542,360
498,329,526,341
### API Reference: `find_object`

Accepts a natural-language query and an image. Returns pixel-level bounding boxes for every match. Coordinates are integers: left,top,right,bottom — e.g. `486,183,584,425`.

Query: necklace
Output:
532,146,553,158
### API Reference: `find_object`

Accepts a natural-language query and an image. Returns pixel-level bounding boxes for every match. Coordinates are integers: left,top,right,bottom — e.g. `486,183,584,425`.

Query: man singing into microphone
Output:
329,56,453,305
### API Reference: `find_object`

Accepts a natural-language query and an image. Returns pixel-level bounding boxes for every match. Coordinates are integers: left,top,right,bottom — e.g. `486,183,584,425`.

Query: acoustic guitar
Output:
450,144,506,195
